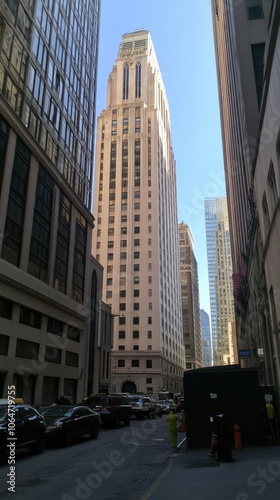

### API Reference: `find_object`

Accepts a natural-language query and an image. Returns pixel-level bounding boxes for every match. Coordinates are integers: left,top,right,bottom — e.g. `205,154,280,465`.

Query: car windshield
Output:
87,397,108,406
42,407,73,418
0,407,8,423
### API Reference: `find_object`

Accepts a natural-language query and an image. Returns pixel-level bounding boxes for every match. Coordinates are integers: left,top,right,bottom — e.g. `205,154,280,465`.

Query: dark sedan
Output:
0,404,46,460
42,405,100,446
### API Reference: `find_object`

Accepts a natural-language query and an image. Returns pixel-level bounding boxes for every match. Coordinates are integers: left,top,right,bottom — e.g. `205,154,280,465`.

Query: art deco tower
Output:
93,30,185,395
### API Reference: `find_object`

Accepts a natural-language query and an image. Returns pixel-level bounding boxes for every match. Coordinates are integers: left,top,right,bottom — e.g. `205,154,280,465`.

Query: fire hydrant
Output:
233,424,242,450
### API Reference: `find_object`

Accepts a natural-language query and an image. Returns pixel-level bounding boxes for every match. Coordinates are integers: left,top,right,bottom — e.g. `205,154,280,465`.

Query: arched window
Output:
135,61,141,98
123,63,129,100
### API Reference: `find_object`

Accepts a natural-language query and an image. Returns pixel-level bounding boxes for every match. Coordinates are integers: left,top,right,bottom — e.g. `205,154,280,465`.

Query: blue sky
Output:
95,0,226,315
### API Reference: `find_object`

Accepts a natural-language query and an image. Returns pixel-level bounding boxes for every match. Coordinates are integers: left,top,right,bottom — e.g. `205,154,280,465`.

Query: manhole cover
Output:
184,459,220,468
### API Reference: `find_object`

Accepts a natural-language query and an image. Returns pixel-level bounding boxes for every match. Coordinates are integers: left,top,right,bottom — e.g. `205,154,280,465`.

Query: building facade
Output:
204,197,236,365
0,0,103,405
179,222,203,370
211,0,280,393
93,30,185,396
200,309,212,367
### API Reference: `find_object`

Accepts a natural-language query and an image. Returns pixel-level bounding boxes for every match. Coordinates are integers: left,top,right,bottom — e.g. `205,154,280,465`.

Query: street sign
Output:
239,349,251,358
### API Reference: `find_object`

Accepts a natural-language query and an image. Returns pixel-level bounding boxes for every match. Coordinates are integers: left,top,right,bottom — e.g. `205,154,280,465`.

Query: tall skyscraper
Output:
211,0,280,390
204,197,236,365
93,30,185,396
179,222,203,370
200,309,212,367
0,0,101,404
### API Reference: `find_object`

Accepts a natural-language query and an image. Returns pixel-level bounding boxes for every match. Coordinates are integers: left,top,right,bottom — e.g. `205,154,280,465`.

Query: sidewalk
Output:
141,439,280,500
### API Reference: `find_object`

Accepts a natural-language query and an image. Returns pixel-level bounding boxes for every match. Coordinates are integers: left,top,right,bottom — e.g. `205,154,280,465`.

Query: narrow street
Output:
0,415,175,500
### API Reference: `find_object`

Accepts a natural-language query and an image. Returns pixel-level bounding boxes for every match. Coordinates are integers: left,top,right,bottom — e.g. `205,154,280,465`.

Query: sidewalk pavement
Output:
141,437,280,500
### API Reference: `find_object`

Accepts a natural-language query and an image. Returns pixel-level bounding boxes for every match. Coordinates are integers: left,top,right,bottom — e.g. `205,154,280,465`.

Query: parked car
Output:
0,404,46,460
159,399,176,414
42,405,100,446
80,395,132,428
128,395,159,419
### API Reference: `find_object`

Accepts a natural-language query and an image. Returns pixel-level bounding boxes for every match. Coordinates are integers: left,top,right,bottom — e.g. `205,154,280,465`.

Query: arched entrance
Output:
122,381,137,394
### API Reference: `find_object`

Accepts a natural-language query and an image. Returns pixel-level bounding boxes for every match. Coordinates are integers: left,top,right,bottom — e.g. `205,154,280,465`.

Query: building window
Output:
134,303,139,311
148,317,152,324
65,351,79,367
135,61,141,98
19,306,41,329
47,318,64,336
0,334,9,355
71,211,87,303
134,276,140,284
133,345,139,350
133,317,139,325
120,252,127,260
16,339,39,360
146,360,152,368
118,359,125,367
1,137,30,267
134,264,140,271
148,331,152,338
120,303,126,311
45,346,62,364
106,291,112,298
251,43,265,108
123,63,129,100
120,265,126,272
119,331,126,339
67,326,81,342
118,345,125,350
262,192,270,235
246,0,264,20
146,378,152,384
268,161,278,207
0,115,9,195
0,297,13,319
131,359,139,367
134,239,140,246
54,192,71,293
28,165,54,282
133,331,139,338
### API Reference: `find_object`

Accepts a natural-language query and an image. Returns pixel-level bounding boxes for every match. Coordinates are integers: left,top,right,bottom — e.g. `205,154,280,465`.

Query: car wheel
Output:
64,430,73,447
124,416,131,426
29,434,45,454
113,415,120,429
90,424,99,440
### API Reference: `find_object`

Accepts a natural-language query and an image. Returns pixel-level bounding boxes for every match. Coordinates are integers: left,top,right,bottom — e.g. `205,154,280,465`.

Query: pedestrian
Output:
58,394,71,405
266,400,278,442
167,408,178,448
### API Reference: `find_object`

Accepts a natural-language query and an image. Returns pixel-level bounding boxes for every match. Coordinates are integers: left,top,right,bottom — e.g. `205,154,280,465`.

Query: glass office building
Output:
0,0,100,404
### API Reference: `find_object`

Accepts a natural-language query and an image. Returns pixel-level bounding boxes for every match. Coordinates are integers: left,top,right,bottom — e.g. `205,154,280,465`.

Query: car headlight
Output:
47,422,63,430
